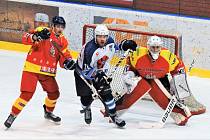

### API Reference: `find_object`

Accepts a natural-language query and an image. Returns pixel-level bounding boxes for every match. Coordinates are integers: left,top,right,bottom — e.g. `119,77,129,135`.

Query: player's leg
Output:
94,71,126,127
100,74,151,117
148,79,191,126
98,87,126,127
4,71,38,128
169,73,206,115
115,77,151,115
74,70,93,124
38,74,61,123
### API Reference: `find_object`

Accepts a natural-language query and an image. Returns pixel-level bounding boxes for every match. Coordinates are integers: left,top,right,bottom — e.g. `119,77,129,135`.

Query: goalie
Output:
103,36,206,126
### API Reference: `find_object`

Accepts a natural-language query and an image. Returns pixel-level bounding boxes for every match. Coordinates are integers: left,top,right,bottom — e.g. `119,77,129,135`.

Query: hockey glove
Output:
32,28,51,41
63,59,76,70
119,39,137,52
94,71,112,90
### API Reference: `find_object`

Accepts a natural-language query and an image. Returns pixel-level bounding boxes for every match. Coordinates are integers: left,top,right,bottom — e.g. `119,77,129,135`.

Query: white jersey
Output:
77,37,117,73
90,43,115,71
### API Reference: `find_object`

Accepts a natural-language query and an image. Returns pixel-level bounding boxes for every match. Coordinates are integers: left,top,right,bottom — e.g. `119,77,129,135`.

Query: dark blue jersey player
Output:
74,24,125,128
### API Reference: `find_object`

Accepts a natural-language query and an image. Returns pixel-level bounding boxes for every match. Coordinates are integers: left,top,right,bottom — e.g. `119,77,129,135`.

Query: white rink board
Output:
7,0,210,70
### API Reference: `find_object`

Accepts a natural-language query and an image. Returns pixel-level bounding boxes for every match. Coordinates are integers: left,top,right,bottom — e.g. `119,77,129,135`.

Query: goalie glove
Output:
123,71,141,94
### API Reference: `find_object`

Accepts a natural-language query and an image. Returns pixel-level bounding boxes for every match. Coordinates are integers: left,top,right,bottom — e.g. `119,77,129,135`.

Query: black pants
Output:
74,70,114,108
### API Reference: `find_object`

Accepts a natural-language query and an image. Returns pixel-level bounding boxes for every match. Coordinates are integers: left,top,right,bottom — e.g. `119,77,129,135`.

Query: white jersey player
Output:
74,24,126,128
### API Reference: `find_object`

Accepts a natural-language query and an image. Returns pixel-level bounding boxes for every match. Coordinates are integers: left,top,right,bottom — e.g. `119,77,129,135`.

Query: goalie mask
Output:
147,36,163,60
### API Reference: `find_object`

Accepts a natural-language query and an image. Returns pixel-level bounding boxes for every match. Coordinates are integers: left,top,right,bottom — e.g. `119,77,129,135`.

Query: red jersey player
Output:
4,16,75,128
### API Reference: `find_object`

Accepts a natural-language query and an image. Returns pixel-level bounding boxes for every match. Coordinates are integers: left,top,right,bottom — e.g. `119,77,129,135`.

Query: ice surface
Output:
0,50,209,140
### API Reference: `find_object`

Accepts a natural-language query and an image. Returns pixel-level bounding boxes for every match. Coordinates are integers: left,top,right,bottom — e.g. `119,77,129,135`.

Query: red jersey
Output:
128,46,185,79
22,27,72,76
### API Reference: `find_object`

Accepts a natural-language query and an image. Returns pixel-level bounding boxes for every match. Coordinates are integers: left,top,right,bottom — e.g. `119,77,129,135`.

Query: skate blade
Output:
45,119,61,125
4,126,10,131
115,124,126,129
85,123,91,126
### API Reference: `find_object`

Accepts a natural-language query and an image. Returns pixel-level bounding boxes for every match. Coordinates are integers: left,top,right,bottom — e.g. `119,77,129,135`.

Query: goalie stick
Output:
76,69,107,114
139,92,191,129
188,48,203,73
139,95,177,129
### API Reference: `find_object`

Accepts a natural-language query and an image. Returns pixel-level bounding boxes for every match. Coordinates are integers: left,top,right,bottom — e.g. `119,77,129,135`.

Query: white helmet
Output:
94,24,109,38
35,13,49,23
147,35,163,47
147,36,163,60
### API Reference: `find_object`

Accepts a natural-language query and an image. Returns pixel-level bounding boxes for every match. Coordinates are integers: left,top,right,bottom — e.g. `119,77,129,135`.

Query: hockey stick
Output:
75,70,99,100
138,79,191,129
188,47,203,72
50,40,67,59
76,69,109,114
139,95,177,129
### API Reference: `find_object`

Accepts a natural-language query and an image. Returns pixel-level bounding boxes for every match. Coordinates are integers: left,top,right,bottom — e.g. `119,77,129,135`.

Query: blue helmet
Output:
52,16,66,27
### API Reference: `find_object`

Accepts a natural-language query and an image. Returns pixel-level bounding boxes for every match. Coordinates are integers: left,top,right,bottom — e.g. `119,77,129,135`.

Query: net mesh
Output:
83,24,181,96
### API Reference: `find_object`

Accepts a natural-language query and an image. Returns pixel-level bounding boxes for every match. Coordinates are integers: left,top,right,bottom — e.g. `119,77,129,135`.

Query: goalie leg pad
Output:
170,73,191,99
116,78,151,111
170,73,206,115
183,95,206,115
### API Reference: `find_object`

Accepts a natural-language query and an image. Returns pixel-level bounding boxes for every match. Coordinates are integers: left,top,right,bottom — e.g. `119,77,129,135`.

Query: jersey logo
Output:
97,55,109,69
96,52,99,56
50,46,56,57
172,58,176,65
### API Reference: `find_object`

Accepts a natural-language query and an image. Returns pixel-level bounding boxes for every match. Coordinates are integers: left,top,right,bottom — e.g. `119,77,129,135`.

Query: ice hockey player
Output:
103,36,205,126
4,16,75,128
74,24,126,128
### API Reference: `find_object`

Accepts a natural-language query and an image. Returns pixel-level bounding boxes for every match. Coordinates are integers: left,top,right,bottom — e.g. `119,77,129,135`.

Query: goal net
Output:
82,24,182,99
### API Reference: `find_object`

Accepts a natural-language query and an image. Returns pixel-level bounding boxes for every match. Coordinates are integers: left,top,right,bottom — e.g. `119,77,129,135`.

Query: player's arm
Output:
168,51,186,75
22,27,50,45
59,40,75,70
166,51,192,99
